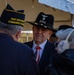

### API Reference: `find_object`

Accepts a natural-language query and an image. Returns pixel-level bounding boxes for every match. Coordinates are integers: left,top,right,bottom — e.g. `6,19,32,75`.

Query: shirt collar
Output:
33,40,47,50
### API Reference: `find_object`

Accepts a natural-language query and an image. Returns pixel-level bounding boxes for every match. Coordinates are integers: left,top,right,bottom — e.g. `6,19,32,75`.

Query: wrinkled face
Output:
32,26,53,45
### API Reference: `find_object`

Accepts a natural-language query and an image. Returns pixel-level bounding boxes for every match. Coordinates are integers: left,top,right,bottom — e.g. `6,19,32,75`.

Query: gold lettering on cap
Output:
8,18,24,26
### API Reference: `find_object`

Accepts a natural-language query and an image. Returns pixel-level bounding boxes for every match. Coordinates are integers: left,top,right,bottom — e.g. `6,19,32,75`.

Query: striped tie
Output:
35,46,41,63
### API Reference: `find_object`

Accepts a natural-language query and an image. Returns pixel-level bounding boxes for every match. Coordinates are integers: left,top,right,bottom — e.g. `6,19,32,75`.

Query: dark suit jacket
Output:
0,33,39,75
45,49,74,75
24,40,57,75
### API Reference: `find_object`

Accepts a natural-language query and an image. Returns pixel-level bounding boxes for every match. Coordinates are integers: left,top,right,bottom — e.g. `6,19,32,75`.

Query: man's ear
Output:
49,30,53,36
15,31,21,41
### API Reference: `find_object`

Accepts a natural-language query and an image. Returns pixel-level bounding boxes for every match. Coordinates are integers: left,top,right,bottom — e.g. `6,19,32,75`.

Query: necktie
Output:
35,46,41,63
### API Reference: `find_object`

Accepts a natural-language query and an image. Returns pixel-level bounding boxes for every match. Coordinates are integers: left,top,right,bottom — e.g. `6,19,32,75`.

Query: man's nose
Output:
37,29,42,33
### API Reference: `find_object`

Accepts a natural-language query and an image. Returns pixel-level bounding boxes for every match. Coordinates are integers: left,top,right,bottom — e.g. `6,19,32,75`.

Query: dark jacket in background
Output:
24,40,57,75
0,33,39,75
45,49,74,75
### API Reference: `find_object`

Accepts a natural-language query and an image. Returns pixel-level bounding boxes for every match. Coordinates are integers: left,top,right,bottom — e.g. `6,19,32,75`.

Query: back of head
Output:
0,4,25,34
56,28,74,53
55,25,73,42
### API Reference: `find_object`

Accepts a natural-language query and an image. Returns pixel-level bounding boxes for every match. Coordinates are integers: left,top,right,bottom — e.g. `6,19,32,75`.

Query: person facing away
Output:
24,12,57,75
45,28,74,75
0,4,39,75
54,25,74,47
55,28,74,75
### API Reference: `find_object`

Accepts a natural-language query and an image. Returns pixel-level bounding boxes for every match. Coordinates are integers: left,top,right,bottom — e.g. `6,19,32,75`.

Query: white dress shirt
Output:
32,40,47,59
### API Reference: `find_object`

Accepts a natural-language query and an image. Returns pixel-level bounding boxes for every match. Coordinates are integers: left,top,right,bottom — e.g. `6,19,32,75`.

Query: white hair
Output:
56,28,74,48
0,21,23,35
56,28,74,40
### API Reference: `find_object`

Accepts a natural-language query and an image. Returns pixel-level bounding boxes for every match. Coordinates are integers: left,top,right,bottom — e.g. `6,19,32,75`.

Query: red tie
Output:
35,46,41,63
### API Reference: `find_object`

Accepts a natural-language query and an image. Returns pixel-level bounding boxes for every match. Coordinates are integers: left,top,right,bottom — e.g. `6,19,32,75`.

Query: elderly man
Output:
45,28,74,75
24,12,57,75
0,4,39,75
56,28,74,53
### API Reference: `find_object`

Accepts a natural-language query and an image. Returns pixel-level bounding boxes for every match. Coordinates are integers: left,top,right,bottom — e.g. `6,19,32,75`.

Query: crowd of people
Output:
0,4,74,75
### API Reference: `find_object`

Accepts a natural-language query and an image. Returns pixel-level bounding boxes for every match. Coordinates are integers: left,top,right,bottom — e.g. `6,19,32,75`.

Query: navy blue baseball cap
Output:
0,4,25,27
58,25,74,30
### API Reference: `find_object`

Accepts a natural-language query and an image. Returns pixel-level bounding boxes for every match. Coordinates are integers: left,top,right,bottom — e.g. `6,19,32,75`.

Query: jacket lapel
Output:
38,40,53,68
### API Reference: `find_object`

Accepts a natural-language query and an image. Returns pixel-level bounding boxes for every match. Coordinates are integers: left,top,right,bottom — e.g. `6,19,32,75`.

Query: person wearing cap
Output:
0,4,39,75
55,27,74,53
55,28,74,74
45,28,74,75
54,25,74,47
57,24,74,31
24,12,57,75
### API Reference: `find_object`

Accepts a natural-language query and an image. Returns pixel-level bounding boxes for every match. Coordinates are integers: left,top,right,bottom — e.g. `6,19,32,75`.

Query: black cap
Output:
58,25,74,30
0,4,25,27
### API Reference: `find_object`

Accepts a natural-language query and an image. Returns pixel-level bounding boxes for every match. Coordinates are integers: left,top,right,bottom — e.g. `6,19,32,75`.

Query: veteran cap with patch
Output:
0,4,25,27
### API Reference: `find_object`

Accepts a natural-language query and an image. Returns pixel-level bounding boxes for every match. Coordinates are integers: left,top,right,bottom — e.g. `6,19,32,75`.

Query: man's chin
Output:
35,39,42,43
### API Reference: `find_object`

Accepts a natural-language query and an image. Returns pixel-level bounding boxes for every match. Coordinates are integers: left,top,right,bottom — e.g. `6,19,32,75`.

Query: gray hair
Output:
56,28,74,40
56,28,74,48
0,21,23,35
